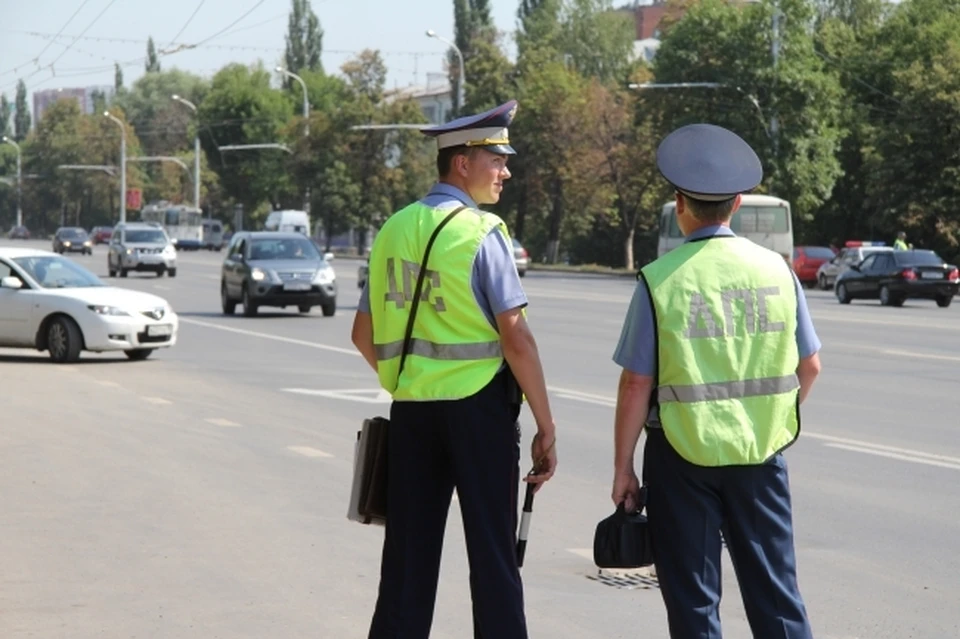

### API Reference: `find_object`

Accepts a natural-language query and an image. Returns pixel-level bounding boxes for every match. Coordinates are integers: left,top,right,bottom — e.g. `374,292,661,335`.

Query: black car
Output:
52,227,93,255
835,249,959,307
221,231,337,317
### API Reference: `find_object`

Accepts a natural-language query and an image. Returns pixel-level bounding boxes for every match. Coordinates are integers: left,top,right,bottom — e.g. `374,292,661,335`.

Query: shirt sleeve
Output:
358,279,371,313
792,272,821,358
612,278,657,376
474,228,528,316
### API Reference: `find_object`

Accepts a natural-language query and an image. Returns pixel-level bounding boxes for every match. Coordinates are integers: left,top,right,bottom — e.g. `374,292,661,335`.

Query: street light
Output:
2,136,22,228
275,67,311,216
172,94,201,210
103,111,127,224
426,29,465,114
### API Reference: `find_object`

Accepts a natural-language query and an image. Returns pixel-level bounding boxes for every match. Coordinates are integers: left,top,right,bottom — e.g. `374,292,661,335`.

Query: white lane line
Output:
882,348,960,363
811,312,960,331
804,432,960,465
567,548,595,561
95,380,122,388
205,417,240,427
153,285,172,290
287,445,333,458
282,388,392,403
178,317,361,356
824,444,960,471
141,396,172,405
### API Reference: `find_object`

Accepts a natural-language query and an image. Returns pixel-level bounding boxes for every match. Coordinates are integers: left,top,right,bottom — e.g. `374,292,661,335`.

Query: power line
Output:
164,0,209,50
48,0,120,69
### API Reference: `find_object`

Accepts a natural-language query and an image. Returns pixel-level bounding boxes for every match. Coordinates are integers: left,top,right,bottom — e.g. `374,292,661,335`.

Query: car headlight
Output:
251,267,268,282
125,248,135,255
88,305,131,317
63,241,72,246
84,240,92,246
162,245,176,256
313,267,335,284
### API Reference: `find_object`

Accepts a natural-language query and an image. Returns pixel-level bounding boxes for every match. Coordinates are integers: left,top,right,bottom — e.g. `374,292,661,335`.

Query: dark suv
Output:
221,231,337,317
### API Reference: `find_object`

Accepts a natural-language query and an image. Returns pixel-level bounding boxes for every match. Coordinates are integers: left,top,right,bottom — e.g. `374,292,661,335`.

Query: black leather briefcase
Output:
593,488,655,569
348,417,388,526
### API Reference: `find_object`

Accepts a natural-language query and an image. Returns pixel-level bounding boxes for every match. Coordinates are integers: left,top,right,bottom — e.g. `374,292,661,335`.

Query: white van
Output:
202,219,224,251
264,210,310,235
657,194,794,266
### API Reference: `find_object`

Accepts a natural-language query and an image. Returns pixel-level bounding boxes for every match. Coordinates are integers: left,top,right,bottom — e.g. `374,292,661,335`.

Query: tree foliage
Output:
284,0,324,83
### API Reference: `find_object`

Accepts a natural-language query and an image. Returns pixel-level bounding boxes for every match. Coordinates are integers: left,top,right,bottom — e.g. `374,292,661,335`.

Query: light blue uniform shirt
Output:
358,183,527,326
613,225,821,426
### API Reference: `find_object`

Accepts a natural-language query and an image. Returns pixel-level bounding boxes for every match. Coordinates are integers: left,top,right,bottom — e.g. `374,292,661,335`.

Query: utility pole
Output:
104,112,127,224
770,1,781,194
2,136,22,228
275,67,311,219
171,95,201,210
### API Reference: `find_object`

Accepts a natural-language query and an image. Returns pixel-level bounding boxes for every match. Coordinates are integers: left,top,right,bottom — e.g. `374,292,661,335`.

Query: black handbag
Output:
347,206,468,526
593,487,655,569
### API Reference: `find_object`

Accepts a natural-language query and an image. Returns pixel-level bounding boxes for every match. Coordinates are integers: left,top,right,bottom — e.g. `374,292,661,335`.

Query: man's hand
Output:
524,431,557,494
612,468,641,513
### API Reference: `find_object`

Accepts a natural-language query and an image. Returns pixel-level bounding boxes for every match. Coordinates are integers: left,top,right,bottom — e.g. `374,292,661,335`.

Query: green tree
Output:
14,80,30,141
0,94,11,139
559,0,636,84
113,69,209,157
516,0,563,56
284,0,324,83
198,63,294,227
146,37,161,73
114,62,124,93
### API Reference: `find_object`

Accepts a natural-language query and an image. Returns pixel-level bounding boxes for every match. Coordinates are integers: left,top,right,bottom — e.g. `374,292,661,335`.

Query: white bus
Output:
657,194,794,266
141,202,204,250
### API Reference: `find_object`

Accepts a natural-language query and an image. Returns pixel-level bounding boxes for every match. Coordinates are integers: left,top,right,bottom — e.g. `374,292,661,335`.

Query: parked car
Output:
221,231,337,317
0,247,178,362
816,241,892,289
835,249,959,307
107,222,178,278
792,246,836,287
513,238,529,277
7,226,30,240
52,227,93,255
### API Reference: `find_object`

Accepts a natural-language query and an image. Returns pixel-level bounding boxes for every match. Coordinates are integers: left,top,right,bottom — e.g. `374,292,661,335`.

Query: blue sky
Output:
0,0,521,108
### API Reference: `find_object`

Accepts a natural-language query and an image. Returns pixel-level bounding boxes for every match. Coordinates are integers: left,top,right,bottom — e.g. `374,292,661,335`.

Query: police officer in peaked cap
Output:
352,100,558,639
609,123,823,638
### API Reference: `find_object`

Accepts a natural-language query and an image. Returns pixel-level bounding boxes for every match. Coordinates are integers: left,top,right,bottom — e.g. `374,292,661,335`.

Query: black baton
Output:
516,474,536,567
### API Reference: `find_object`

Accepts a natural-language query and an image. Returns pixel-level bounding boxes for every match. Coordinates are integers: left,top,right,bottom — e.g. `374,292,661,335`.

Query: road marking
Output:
806,432,960,466
823,444,960,471
201,274,220,280
567,548,595,561
811,311,960,331
287,445,333,458
205,417,240,427
95,380,122,388
549,387,616,407
142,396,172,405
282,388,391,403
178,317,361,356
153,284,171,290
882,348,960,363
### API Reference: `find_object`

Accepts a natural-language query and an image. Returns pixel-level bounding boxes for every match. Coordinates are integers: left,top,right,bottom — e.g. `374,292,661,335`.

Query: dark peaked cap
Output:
656,124,763,202
421,100,518,155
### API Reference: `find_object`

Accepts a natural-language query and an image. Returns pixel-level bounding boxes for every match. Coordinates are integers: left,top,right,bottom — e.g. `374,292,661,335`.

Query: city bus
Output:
656,194,794,266
140,202,204,250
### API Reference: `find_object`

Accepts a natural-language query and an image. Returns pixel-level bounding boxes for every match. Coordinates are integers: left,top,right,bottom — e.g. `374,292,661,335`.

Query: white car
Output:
0,248,179,363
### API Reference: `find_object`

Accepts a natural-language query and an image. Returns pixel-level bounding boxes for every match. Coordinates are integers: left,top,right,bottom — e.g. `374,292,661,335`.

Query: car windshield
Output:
895,251,944,266
803,247,835,259
13,255,104,288
249,237,321,261
60,228,86,239
125,229,167,243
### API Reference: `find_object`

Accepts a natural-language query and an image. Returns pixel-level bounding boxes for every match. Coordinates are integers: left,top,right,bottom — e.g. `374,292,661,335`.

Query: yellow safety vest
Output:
641,236,800,466
369,201,510,401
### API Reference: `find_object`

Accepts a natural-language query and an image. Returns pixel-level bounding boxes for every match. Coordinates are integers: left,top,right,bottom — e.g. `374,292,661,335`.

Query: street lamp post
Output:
171,94,201,210
103,111,127,224
2,136,22,228
426,29,465,115
276,67,311,217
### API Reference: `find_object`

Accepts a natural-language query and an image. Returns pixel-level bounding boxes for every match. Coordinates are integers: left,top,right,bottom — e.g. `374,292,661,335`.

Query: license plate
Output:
283,282,312,291
147,324,172,336
921,271,942,280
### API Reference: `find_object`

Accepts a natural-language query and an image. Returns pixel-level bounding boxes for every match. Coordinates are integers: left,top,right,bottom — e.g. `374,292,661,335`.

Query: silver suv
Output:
107,223,178,278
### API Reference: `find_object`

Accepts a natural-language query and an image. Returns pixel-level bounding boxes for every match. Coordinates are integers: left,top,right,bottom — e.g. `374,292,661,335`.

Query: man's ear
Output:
454,152,470,178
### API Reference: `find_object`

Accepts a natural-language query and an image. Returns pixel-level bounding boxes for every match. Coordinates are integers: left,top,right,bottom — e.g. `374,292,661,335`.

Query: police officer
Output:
894,231,909,250
351,100,558,639
610,124,822,639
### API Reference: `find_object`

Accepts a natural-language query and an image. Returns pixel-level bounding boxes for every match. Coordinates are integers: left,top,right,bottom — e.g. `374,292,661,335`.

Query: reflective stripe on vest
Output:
368,201,508,401
641,235,800,467
658,374,799,404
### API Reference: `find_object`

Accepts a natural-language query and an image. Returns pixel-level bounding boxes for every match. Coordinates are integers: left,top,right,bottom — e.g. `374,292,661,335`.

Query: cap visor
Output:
479,143,516,155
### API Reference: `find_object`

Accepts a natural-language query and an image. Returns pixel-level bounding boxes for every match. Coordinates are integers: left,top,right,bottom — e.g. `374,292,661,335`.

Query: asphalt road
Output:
2,239,959,639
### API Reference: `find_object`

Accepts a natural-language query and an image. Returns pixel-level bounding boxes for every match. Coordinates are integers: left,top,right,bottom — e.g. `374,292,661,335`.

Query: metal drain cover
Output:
587,569,660,590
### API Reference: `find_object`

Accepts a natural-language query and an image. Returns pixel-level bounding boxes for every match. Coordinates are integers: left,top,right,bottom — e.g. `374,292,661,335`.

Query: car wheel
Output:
936,295,952,308
518,270,527,278
321,300,336,317
836,283,852,304
124,348,153,361
108,266,116,278
242,287,258,317
879,285,892,306
120,268,128,278
221,282,236,315
298,304,312,314
156,269,165,277
47,316,83,363
818,274,829,290
168,268,177,278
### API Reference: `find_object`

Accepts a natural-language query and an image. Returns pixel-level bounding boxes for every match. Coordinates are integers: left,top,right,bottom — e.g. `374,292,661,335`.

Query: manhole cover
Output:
587,569,660,590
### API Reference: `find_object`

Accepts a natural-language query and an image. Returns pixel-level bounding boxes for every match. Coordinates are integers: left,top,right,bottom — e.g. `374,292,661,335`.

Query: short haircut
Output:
437,145,476,177
680,192,738,223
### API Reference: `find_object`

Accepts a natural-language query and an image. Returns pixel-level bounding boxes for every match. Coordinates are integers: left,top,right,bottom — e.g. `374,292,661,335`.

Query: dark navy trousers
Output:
643,428,813,639
368,372,526,639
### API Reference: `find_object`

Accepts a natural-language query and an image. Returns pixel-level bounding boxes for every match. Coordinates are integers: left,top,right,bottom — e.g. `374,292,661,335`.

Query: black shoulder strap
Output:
397,205,468,379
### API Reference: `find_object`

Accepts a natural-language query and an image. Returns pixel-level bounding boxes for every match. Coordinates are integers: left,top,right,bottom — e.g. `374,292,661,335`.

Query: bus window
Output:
660,209,682,238
733,206,790,234
165,209,180,226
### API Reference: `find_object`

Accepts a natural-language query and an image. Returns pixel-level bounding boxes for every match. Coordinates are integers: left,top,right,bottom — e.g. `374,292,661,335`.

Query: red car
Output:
793,246,837,287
